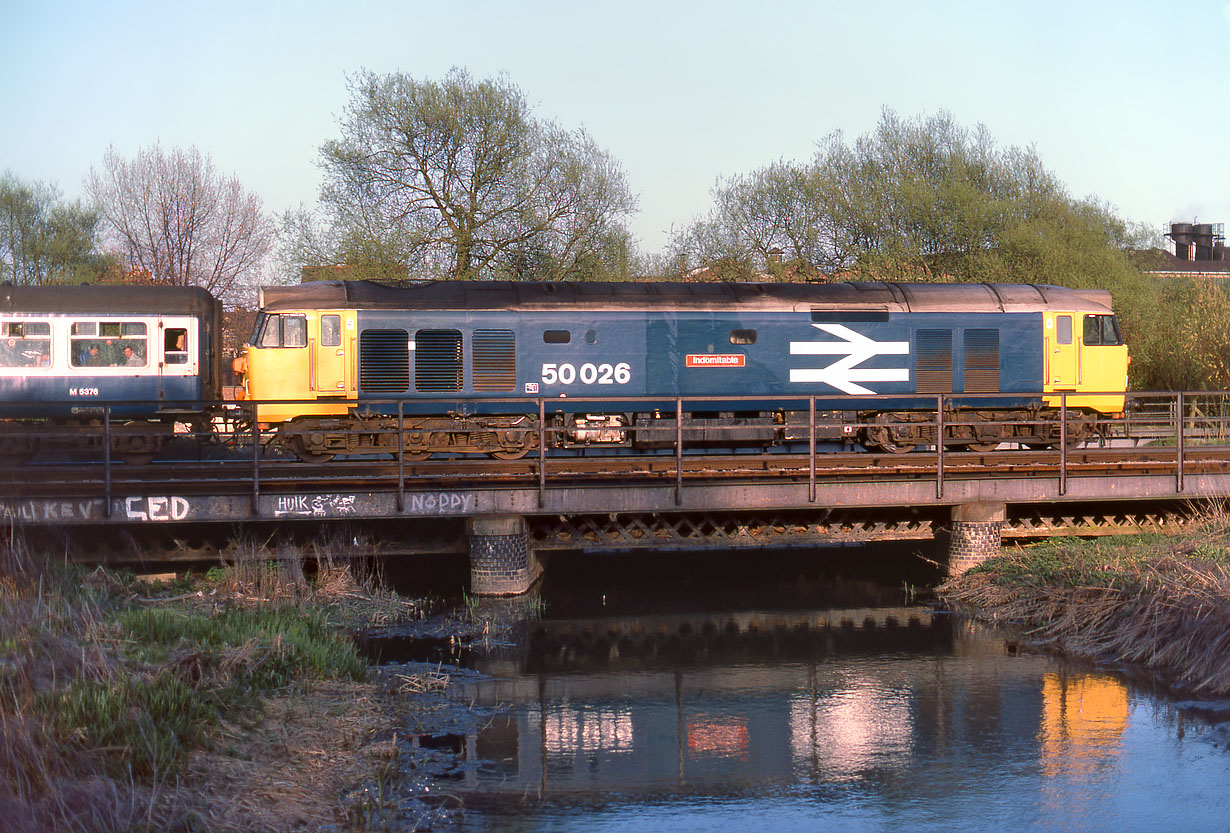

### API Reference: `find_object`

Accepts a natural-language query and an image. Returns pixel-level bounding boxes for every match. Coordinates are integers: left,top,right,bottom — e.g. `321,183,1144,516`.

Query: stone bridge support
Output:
467,515,542,596
947,502,1006,576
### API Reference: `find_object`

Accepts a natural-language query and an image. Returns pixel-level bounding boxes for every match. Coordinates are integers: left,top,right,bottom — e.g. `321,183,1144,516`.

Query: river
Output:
388,546,1230,832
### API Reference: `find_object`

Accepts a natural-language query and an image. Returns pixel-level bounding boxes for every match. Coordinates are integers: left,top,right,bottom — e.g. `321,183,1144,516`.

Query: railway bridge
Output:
2,392,1229,594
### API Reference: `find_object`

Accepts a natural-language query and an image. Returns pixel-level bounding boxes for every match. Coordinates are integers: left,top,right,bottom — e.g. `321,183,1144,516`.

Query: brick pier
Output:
947,502,1006,576
467,515,542,596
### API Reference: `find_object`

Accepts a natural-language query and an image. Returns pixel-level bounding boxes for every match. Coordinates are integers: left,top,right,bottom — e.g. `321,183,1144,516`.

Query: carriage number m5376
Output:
541,362,632,386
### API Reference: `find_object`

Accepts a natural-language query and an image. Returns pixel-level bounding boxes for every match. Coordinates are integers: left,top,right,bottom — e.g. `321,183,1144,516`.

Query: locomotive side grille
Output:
472,329,516,392
415,329,463,392
915,329,953,394
963,328,1000,393
359,329,410,392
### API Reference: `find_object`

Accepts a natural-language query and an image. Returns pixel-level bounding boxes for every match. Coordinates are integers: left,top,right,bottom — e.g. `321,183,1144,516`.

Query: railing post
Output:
103,406,112,519
675,397,683,506
251,408,260,515
1059,394,1068,497
808,396,816,504
537,399,546,509
935,396,945,499
396,400,405,512
1177,391,1185,493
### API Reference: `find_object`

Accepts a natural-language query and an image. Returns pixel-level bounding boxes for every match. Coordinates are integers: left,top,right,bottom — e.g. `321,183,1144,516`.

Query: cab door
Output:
311,311,354,395
1045,312,1078,392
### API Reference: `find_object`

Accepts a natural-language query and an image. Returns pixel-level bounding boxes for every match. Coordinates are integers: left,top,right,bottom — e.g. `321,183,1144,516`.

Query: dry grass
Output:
0,528,419,833
939,517,1230,695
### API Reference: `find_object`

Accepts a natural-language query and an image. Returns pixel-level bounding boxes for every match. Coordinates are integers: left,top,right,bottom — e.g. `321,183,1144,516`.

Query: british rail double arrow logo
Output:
789,324,910,395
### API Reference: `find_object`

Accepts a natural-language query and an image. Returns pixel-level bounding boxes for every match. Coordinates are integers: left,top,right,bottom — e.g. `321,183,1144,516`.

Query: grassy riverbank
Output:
0,533,425,832
938,519,1230,696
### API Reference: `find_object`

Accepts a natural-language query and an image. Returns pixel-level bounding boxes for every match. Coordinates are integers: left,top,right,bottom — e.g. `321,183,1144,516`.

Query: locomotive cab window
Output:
256,314,308,348
729,329,757,345
0,321,50,367
1083,314,1123,346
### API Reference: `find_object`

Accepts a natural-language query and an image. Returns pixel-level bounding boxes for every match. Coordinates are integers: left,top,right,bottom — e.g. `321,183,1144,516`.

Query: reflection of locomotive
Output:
0,285,223,463
235,280,1130,462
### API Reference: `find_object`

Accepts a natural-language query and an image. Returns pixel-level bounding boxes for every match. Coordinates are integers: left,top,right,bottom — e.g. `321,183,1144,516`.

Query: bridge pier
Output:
467,515,542,596
946,502,1005,576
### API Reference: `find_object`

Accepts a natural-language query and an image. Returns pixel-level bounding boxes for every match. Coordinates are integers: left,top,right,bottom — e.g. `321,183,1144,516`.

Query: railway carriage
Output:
0,284,223,463
236,280,1130,462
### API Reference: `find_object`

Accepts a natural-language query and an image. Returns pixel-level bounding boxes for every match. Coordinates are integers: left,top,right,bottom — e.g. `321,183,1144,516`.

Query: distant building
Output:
1135,222,1230,280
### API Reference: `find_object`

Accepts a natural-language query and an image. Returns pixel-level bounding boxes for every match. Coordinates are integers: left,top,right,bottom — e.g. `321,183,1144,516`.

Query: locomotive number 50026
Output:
540,362,632,386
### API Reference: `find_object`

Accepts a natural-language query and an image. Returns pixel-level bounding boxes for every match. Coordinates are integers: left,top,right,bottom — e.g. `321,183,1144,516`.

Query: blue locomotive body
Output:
344,307,1045,412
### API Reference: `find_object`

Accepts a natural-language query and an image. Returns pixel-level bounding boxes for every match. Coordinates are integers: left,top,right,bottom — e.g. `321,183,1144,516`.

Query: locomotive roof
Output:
258,280,1116,315
0,284,218,316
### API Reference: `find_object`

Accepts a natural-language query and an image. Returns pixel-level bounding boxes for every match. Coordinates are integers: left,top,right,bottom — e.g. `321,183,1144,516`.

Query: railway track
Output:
2,443,1226,499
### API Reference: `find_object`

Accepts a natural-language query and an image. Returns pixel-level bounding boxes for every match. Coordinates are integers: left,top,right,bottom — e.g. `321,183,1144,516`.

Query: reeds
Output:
940,520,1230,695
0,528,410,832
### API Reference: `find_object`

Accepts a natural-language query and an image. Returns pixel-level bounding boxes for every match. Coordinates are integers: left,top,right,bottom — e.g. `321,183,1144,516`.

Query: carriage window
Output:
71,320,148,367
0,321,50,367
165,327,189,364
1083,314,1122,346
729,329,757,345
321,315,341,347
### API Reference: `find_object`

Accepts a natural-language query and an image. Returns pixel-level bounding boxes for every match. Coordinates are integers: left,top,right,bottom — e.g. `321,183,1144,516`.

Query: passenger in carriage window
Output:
165,329,188,364
77,344,102,367
122,345,144,367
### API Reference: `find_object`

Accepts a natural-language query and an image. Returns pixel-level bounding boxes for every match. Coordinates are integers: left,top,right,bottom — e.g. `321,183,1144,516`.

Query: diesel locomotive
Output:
234,280,1130,461
0,284,223,463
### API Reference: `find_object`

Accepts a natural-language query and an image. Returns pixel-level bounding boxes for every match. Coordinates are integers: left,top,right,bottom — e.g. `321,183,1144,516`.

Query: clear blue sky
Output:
3,0,1229,260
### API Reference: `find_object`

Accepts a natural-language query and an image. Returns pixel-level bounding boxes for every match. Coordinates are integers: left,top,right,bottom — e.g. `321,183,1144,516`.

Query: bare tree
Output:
307,68,637,281
87,145,273,301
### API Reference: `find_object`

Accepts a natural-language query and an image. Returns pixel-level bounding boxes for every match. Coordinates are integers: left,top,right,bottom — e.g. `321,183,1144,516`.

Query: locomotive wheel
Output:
960,441,1000,453
111,421,165,465
877,439,916,454
489,448,531,460
290,435,335,463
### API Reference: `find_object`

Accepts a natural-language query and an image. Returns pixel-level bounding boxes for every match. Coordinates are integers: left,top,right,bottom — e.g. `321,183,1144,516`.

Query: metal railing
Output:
1,390,1228,512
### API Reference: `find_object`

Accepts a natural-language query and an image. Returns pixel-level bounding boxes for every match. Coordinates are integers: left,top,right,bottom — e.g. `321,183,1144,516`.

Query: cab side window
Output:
1056,315,1073,346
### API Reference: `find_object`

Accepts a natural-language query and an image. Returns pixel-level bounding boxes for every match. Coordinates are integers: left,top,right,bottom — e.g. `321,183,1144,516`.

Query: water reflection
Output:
426,550,1228,831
